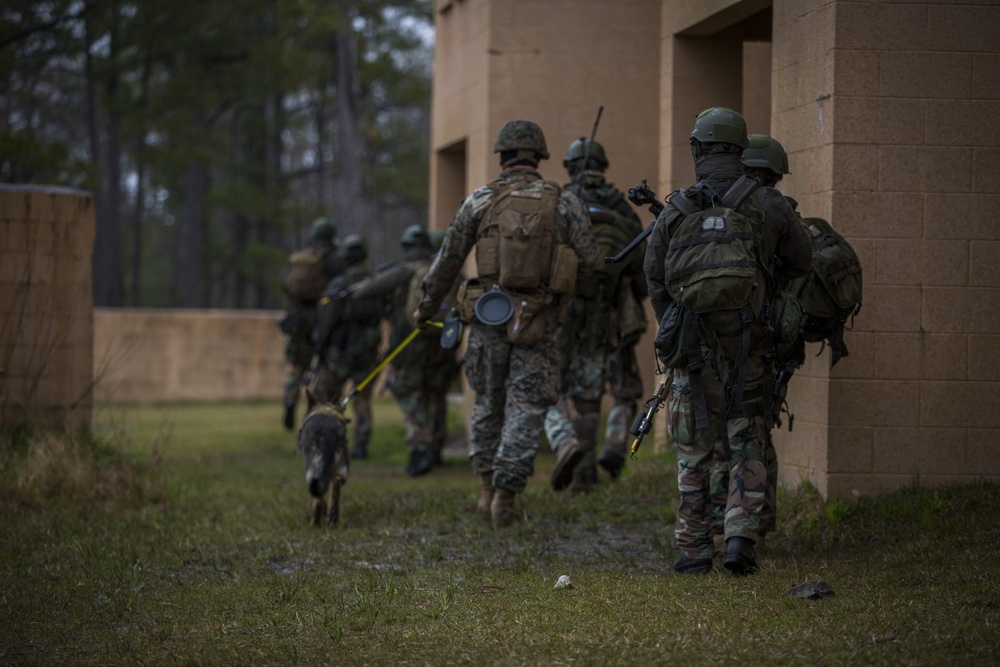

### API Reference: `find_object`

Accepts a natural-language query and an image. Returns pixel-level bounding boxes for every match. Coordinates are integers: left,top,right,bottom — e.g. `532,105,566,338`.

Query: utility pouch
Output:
549,244,578,295
457,278,486,324
506,293,548,346
654,302,688,369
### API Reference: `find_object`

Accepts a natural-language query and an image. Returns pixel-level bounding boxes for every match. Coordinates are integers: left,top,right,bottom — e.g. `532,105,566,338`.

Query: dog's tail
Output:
306,452,331,498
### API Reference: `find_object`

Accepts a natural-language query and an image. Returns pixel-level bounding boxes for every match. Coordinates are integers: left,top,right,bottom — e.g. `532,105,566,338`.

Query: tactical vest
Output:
474,178,570,293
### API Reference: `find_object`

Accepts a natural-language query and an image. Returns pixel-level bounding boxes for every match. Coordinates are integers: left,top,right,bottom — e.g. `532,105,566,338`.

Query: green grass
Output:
2,399,999,666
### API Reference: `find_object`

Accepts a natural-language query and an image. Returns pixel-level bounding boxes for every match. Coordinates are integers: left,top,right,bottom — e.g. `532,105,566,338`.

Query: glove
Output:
412,305,436,328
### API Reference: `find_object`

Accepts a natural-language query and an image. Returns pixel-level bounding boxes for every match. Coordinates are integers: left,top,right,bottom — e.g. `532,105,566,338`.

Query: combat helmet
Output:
690,107,750,149
563,137,608,169
310,217,336,241
400,224,431,248
742,134,790,176
492,119,550,160
341,234,367,265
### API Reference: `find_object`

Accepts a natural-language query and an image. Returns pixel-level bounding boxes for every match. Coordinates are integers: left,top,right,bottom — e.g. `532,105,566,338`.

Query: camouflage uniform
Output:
644,110,811,572
313,255,382,459
351,229,460,475
279,219,344,429
415,161,597,502
544,162,648,491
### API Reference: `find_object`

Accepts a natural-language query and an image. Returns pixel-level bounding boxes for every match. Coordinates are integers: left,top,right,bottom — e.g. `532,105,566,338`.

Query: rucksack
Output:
788,216,862,367
474,180,566,292
282,246,330,303
573,203,637,299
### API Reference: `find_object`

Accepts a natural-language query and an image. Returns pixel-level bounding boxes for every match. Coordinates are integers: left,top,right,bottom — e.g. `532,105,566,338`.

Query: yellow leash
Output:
340,321,443,408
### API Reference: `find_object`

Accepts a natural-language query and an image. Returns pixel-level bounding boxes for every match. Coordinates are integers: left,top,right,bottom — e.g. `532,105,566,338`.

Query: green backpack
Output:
788,217,863,367
664,176,760,314
573,203,637,298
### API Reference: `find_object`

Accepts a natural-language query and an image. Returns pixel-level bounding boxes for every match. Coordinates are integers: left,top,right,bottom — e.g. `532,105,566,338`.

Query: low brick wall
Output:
94,309,288,404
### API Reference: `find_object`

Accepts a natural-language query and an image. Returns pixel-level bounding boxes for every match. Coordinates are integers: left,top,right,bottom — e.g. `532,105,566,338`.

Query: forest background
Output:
2,0,434,309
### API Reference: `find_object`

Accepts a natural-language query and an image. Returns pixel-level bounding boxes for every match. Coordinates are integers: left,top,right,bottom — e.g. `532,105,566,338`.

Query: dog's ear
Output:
305,387,316,412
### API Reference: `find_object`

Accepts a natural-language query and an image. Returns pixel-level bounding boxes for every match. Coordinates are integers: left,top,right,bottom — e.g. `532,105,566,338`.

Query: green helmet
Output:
341,234,367,265
400,224,431,248
492,119,550,160
690,107,749,149
563,137,608,169
742,134,790,176
310,217,335,241
429,229,447,251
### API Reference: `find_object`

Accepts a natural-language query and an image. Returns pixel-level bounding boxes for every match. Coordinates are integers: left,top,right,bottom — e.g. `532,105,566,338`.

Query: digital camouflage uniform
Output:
279,218,344,429
414,120,597,525
313,246,382,459
544,143,648,492
351,227,461,476
644,109,811,573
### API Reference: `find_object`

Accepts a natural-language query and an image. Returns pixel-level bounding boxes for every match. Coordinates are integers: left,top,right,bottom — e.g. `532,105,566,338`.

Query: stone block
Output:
922,287,1000,334
925,193,1000,240
927,4,1000,53
972,149,1000,194
833,50,878,98
835,2,928,51
973,54,1000,99
853,285,922,333
879,146,971,194
926,100,1000,148
920,380,1000,429
827,426,873,474
828,378,920,428
967,335,1000,382
833,97,926,146
873,427,968,476
970,240,1000,286
966,432,1000,476
831,330,874,380
879,52,972,99
832,143,878,192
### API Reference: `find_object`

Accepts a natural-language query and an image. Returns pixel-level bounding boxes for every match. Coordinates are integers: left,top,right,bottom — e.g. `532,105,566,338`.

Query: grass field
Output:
2,398,999,666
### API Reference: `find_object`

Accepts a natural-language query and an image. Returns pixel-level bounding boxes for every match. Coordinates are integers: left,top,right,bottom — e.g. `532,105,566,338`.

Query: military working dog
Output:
297,391,350,526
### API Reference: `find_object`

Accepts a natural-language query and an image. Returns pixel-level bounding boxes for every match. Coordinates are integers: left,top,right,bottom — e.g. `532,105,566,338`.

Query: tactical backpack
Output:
474,179,572,293
573,203,637,299
658,176,764,428
788,216,862,367
282,246,330,303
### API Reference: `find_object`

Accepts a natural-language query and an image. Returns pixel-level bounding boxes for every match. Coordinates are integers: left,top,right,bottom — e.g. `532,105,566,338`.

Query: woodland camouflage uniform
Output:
545,138,649,492
350,226,460,476
644,108,811,575
414,119,597,526
279,218,344,429
312,236,381,459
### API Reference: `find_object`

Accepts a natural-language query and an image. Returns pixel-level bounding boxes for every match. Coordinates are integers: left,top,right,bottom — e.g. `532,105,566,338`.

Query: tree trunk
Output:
333,4,363,238
177,159,208,308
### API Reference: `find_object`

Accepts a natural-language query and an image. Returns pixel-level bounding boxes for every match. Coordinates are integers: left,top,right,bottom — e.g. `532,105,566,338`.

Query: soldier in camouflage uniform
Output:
545,138,649,494
413,119,597,527
279,217,344,430
644,108,811,574
312,234,382,459
349,225,460,476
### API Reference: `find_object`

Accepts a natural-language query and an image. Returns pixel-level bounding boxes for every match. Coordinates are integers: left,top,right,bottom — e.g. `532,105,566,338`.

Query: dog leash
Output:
340,321,443,408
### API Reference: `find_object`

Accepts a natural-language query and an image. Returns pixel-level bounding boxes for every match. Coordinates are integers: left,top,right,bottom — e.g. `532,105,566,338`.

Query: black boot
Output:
406,449,434,477
724,536,760,576
282,398,296,431
673,552,713,574
351,443,367,460
598,450,625,479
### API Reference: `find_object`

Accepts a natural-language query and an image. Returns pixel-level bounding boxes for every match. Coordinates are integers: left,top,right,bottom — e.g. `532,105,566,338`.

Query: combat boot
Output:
490,488,520,527
598,449,626,479
569,463,596,494
351,443,367,460
476,472,495,518
406,448,434,477
724,536,760,576
550,442,584,492
282,386,299,431
673,552,713,574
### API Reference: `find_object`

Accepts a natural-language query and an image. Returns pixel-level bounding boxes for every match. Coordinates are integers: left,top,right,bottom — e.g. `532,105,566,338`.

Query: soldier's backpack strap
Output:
720,175,758,210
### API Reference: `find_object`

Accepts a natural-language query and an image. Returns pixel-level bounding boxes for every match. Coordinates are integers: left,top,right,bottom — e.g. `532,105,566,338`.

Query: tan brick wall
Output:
93,309,288,404
0,186,94,432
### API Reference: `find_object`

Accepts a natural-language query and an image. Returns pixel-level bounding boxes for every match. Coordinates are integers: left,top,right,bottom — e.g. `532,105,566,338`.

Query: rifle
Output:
628,372,671,459
605,179,666,265
772,361,796,431
578,105,604,174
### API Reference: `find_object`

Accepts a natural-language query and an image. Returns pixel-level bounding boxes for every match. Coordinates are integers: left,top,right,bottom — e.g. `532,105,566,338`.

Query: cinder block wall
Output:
93,309,287,404
0,186,95,431
772,0,1000,496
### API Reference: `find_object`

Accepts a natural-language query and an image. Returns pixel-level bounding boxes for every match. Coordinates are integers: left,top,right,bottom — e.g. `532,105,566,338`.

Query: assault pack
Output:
574,203,637,299
788,216,863,367
282,246,331,303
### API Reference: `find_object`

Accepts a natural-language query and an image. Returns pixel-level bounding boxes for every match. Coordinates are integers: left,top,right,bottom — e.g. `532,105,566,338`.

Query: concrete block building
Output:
428,0,1000,498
